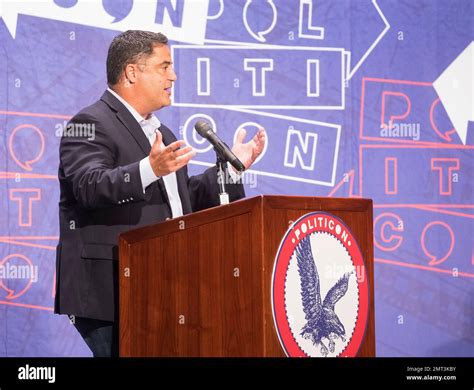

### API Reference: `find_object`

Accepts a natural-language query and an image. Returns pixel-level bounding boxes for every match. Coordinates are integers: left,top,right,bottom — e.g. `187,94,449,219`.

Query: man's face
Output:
135,44,177,112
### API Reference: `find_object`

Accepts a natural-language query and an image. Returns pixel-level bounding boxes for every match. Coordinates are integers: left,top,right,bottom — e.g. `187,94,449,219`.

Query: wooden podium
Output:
119,195,375,357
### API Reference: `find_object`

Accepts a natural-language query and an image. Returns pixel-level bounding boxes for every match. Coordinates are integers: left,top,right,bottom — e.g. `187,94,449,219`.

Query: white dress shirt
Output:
107,88,183,218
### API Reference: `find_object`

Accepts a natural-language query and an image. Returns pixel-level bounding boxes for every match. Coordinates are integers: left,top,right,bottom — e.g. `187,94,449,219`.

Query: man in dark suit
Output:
55,30,266,357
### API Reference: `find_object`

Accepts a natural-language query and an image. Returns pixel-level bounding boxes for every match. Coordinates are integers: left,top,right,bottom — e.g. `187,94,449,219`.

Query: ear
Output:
124,63,138,84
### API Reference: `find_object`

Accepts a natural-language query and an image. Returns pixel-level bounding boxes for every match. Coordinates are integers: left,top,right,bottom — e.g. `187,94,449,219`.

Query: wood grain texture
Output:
119,195,375,357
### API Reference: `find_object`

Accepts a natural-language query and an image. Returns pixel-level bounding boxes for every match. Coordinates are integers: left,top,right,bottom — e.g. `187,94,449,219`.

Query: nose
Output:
169,67,177,82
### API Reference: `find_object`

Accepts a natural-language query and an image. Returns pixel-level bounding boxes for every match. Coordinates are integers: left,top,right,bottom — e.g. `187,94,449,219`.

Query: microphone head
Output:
194,120,212,137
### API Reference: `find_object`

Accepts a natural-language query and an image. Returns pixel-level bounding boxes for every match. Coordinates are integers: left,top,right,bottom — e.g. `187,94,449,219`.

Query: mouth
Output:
164,87,172,96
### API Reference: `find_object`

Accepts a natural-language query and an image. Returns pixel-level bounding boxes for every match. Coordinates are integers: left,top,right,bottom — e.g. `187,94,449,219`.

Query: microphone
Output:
194,120,245,173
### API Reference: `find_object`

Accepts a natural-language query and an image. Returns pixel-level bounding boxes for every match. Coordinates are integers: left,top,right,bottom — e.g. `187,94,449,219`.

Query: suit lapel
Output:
159,125,174,148
159,125,193,215
116,112,151,155
99,91,195,217
176,169,192,214
100,91,172,211
100,90,151,156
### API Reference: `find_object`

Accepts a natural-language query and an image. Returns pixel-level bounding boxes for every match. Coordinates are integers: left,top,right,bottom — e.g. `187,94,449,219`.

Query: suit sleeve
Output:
188,165,245,212
60,113,152,209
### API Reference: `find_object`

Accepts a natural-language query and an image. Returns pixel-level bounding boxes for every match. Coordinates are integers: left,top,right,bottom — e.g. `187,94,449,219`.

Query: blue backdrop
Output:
0,0,472,357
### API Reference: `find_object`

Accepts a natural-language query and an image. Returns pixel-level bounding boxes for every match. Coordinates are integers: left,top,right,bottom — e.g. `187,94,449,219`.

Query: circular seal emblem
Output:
272,212,369,357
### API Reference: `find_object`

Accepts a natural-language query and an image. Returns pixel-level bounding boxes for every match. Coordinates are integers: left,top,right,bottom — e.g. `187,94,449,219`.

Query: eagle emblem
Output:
272,212,368,357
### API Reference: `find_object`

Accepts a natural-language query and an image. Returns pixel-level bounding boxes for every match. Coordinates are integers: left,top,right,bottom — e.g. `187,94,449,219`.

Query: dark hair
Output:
106,30,168,86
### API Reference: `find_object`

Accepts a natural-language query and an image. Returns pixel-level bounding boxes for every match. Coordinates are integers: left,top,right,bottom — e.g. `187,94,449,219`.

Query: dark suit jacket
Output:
54,90,245,321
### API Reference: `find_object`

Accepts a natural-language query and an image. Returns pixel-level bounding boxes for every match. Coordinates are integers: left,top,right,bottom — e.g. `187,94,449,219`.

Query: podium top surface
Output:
120,195,372,244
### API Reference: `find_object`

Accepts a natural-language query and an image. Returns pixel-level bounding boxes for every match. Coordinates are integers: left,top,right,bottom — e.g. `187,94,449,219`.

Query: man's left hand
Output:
231,127,266,171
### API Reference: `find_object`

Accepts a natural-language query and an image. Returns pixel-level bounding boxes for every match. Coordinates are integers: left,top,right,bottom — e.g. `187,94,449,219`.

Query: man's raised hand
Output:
149,131,196,177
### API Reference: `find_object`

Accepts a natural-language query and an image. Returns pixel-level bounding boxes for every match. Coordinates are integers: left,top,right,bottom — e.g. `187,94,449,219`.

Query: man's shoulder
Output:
70,92,114,124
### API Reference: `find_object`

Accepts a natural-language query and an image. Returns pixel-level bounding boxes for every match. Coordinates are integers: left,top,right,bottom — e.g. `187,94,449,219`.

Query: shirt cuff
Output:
139,157,160,193
227,161,243,183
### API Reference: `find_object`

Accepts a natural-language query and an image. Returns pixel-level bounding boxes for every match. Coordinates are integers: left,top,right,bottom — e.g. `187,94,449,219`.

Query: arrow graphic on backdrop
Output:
344,0,390,80
0,0,210,44
204,0,390,82
298,0,390,81
433,41,474,145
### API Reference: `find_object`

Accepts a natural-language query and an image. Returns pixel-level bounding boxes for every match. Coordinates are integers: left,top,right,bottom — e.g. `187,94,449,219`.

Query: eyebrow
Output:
159,60,172,66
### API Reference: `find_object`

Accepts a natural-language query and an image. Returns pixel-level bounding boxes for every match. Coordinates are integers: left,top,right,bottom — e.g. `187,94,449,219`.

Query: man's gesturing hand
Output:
231,127,266,171
149,130,196,177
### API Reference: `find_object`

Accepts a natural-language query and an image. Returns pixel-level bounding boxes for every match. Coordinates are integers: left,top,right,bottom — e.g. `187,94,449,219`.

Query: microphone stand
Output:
216,150,230,205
